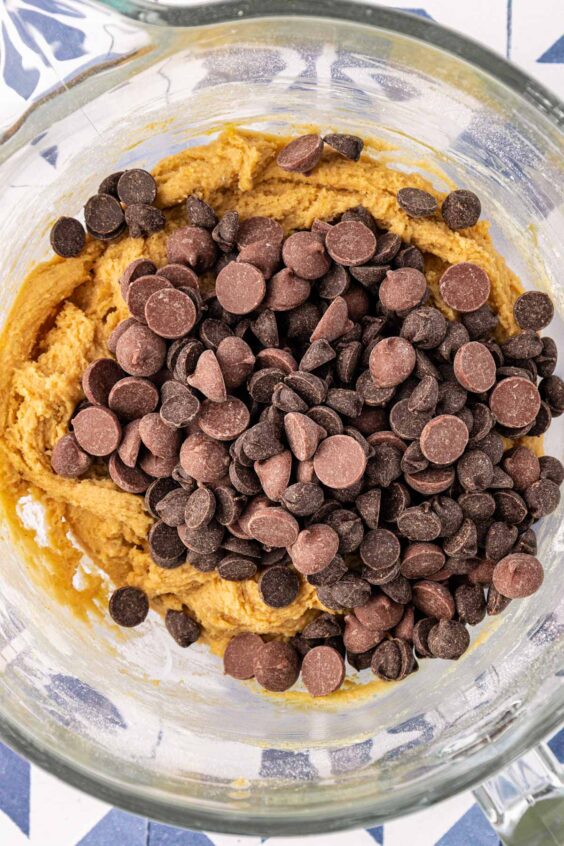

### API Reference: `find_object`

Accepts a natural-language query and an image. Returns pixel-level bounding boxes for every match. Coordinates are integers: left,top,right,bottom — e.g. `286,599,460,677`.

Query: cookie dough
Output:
0,128,532,654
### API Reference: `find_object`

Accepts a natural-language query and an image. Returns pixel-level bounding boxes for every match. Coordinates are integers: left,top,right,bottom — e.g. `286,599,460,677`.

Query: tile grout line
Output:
506,0,513,59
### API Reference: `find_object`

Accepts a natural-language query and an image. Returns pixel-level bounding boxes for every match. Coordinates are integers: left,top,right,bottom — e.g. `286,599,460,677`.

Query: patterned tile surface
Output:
0,1,562,844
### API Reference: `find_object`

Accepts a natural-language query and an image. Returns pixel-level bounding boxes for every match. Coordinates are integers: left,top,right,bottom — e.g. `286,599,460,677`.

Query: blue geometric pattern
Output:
0,744,30,836
436,805,500,846
0,2,562,846
538,36,564,63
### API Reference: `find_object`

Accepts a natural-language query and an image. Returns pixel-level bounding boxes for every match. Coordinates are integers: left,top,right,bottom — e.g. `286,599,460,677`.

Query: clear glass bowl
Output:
0,1,563,838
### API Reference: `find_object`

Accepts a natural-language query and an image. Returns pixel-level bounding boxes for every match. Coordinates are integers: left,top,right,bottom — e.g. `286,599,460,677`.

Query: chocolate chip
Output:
492,553,544,598
109,587,149,627
84,193,125,238
319,265,350,299
178,519,225,554
298,340,334,374
167,226,216,273
436,381,467,415
324,508,364,553
198,397,250,442
441,190,481,230
330,577,371,609
459,491,496,522
253,641,299,692
51,434,92,478
355,593,403,631
539,455,564,486
289,524,340,574
303,614,342,639
412,580,455,619
144,288,197,339
405,466,455,495
524,478,561,519
187,349,227,403
453,342,496,393
115,323,167,377
282,482,324,516
218,556,257,581
397,187,437,218
216,336,255,390
313,434,367,489
455,583,486,625
501,330,543,360
150,520,187,564
138,413,180,459
359,527,401,572
413,618,435,657
489,377,540,428
72,406,121,457
494,489,529,525
117,169,156,205
301,645,345,696
307,555,348,587
370,337,416,389
439,263,491,312
428,619,470,659
540,375,564,414
248,507,299,547
310,299,351,345
419,414,469,465
400,542,445,578
326,387,363,418
215,261,266,315
186,194,217,229
487,585,512,615
280,233,331,282
364,444,402,488
513,290,554,330
457,449,493,492
162,609,199,649
242,421,284,462
152,488,189,528
528,402,552,437
485,521,519,562
98,171,123,197
125,204,165,238
247,368,285,404
461,305,498,341
397,505,442,542
224,633,264,679
184,487,216,530
407,375,438,414
443,517,477,558
50,216,86,257
326,221,376,267
229,461,261,495
352,488,380,530
160,384,200,428
535,336,557,378
389,400,432,441
115,419,141,468
394,245,424,272
284,371,328,406
323,133,364,160
371,638,415,680
180,432,230,483
259,566,300,608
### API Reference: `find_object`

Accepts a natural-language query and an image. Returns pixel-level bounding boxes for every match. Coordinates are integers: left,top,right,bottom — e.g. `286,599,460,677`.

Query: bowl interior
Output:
0,13,563,835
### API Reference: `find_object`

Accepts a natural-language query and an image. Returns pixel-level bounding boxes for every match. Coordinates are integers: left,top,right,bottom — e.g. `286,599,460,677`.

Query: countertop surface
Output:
0,0,562,843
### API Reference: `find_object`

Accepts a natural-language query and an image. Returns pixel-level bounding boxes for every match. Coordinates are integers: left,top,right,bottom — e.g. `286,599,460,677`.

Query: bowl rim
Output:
0,0,563,836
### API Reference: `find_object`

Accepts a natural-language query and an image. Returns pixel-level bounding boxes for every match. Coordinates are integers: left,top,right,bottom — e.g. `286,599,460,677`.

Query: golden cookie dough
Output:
0,128,535,657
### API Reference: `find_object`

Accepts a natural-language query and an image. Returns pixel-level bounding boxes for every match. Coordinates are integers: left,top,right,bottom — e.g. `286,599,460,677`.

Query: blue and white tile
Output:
510,0,564,96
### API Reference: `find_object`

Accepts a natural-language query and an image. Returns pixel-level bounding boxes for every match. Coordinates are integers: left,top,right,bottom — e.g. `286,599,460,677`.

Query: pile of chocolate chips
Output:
51,134,563,698
50,169,165,258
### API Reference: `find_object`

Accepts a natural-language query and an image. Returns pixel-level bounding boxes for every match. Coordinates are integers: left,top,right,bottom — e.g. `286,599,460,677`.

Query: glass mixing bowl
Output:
0,2,563,842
